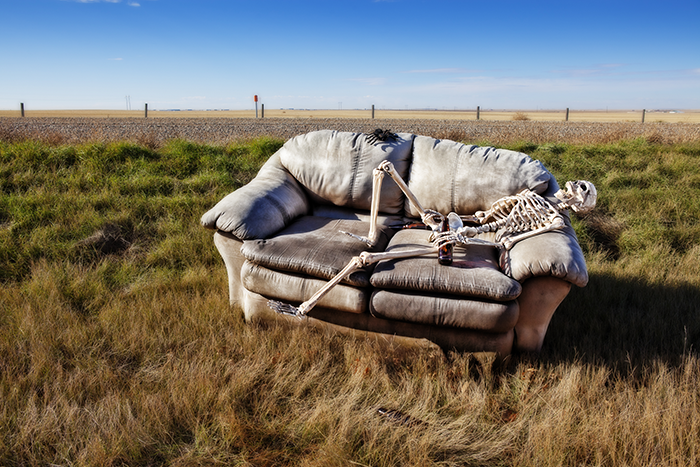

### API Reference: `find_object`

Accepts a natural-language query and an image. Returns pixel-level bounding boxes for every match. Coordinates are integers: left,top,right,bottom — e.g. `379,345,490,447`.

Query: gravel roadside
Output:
2,117,699,146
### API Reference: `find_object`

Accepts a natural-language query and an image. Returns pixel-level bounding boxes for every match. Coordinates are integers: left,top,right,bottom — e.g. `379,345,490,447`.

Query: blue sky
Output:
2,0,699,111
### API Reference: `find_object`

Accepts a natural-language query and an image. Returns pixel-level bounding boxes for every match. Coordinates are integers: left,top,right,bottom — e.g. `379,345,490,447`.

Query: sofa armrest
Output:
201,152,309,240
500,221,589,288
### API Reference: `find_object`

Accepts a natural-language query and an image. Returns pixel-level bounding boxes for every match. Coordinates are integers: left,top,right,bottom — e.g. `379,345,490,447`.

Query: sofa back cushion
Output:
405,136,552,217
278,130,414,215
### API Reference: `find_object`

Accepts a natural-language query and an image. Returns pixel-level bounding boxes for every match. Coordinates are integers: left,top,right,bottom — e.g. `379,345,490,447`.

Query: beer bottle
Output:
438,217,453,265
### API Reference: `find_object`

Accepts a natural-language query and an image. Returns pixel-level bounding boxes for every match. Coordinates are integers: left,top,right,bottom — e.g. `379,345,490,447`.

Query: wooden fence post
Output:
261,104,264,118
642,109,646,123
145,103,148,118
565,108,569,121
476,106,480,120
20,103,25,117
371,105,375,119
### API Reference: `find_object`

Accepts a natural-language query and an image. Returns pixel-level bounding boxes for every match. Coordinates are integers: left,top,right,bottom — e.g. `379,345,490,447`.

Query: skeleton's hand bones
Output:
421,209,444,233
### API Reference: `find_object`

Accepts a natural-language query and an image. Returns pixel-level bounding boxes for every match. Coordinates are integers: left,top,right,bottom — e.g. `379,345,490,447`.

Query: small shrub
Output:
512,112,530,121
432,129,468,142
136,131,161,150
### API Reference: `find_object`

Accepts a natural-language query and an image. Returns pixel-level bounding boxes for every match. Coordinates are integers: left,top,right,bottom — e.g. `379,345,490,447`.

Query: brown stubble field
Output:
2,108,700,123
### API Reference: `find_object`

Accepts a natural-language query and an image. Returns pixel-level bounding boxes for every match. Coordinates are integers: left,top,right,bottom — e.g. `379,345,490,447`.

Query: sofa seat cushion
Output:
370,229,522,301
370,290,519,332
241,216,395,287
241,261,369,314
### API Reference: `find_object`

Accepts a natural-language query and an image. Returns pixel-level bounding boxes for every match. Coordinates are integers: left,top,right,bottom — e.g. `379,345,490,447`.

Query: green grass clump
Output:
0,138,282,283
2,136,700,465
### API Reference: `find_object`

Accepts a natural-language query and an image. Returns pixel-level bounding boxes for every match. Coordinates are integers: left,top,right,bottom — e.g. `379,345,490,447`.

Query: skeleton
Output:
268,138,597,319
434,179,597,250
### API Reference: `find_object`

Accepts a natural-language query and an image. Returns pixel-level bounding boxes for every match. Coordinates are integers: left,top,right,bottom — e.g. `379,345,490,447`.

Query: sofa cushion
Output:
405,136,551,217
311,204,405,229
370,290,519,332
501,222,589,287
370,229,522,301
200,152,309,240
278,130,414,214
241,261,369,314
240,216,395,287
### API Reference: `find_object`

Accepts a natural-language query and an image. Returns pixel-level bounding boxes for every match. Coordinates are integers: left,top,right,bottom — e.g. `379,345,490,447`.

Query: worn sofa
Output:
201,130,589,355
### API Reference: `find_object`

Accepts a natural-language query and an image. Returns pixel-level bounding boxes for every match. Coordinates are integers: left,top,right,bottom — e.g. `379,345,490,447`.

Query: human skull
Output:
556,180,597,214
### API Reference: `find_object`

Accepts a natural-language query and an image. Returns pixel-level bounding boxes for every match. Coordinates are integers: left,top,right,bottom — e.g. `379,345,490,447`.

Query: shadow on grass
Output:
536,271,700,372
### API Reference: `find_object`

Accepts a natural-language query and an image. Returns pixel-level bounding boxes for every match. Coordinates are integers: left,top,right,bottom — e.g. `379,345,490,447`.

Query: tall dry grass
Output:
2,135,700,465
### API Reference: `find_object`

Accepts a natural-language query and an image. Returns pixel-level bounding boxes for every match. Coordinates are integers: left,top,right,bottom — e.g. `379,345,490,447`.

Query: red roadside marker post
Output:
254,95,258,118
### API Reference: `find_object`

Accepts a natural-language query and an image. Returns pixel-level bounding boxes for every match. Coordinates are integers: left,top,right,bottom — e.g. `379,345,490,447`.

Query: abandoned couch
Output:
201,130,589,355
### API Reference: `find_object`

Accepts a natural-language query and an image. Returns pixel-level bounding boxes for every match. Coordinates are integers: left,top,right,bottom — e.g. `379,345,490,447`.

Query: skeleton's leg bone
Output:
378,161,425,215
268,246,438,318
367,166,385,244
358,246,438,265
341,166,387,247
268,256,366,318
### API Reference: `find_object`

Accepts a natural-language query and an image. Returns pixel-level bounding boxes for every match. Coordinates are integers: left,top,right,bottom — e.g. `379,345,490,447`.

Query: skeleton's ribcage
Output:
475,191,562,239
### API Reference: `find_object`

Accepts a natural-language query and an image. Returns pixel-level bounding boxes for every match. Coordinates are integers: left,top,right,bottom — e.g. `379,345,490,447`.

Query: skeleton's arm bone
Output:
377,160,445,232
500,216,565,250
432,230,500,249
268,245,437,318
377,161,428,218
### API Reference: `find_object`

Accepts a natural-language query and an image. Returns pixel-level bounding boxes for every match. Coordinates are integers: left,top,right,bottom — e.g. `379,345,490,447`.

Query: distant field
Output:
2,108,699,123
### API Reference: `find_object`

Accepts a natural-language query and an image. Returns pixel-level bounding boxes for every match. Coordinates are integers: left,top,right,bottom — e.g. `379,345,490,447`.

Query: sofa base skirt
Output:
242,288,514,355
214,230,246,307
212,229,577,355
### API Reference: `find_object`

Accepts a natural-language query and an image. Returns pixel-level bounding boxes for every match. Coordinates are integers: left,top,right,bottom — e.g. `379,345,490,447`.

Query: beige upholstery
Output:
202,131,590,354
370,229,521,300
240,216,394,287
404,136,551,217
278,130,414,213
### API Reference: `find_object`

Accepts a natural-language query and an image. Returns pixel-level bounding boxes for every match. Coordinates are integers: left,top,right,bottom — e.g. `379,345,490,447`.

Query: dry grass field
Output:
2,108,699,123
2,123,700,465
